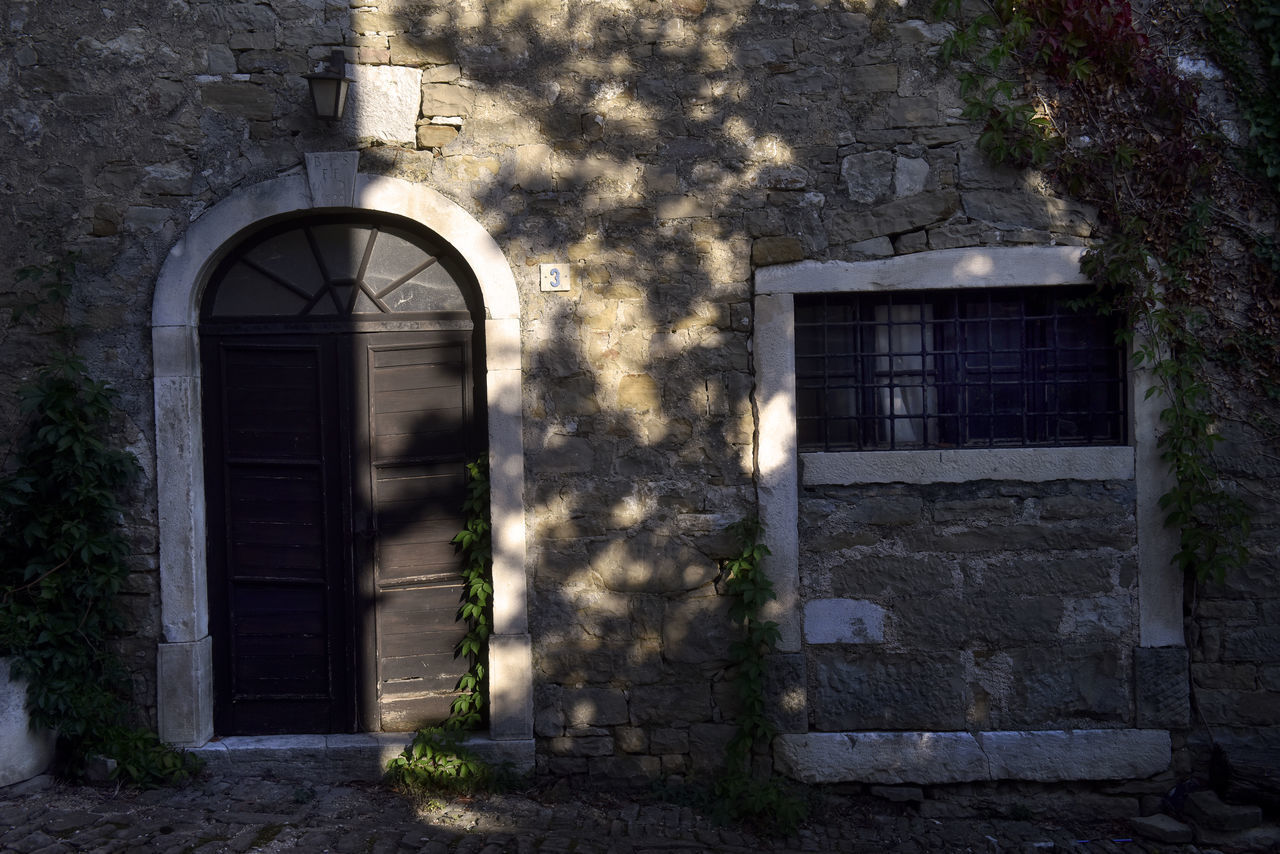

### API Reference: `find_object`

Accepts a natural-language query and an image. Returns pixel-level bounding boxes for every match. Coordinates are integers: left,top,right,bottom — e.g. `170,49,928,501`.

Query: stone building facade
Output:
3,0,1276,789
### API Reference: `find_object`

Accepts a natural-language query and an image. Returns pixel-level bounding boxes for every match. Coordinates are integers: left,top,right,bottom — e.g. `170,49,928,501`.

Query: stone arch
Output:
152,164,531,756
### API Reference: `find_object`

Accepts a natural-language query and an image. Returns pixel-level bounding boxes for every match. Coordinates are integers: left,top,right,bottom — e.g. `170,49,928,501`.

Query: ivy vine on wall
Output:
0,258,197,785
933,0,1280,583
387,455,494,792
713,518,807,833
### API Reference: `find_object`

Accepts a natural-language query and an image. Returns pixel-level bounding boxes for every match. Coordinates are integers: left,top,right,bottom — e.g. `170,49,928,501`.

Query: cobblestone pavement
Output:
0,772,1245,854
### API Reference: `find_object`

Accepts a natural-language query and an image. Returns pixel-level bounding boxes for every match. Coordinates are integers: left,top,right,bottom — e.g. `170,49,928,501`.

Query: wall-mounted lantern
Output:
305,49,353,122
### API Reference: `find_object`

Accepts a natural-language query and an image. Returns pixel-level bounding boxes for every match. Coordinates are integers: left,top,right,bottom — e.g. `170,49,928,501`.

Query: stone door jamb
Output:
151,164,532,751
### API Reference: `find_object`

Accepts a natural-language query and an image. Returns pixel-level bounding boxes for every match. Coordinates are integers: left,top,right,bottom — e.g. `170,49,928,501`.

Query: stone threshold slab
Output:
191,733,535,782
775,729,1170,785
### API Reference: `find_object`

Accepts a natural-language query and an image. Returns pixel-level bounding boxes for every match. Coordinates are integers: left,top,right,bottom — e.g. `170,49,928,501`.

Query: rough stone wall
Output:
14,0,1268,782
1187,414,1280,765
799,481,1140,734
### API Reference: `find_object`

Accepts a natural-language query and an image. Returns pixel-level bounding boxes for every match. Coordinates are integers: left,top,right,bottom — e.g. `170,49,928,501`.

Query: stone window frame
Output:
752,246,1182,784
151,157,533,770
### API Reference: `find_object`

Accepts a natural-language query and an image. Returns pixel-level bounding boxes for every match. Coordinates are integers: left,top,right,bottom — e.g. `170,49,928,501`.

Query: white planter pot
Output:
0,658,56,787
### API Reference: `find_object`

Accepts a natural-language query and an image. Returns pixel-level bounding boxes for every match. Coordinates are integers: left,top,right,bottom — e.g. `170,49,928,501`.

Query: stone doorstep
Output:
190,734,535,783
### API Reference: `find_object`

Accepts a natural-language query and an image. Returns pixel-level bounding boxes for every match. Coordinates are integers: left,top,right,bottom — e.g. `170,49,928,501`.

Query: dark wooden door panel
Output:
205,339,349,735
361,334,472,731
207,330,472,736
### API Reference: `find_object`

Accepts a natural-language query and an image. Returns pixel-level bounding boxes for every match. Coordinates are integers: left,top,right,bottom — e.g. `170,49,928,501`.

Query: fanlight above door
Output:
205,218,473,319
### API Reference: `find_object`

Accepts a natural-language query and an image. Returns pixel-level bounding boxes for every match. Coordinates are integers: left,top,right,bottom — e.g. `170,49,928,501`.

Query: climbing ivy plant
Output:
446,455,493,729
387,455,494,792
932,0,1275,582
1200,0,1280,196
0,258,198,786
713,518,807,834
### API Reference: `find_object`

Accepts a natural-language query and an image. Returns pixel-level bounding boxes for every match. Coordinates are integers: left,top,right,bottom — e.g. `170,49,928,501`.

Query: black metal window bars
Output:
795,288,1126,452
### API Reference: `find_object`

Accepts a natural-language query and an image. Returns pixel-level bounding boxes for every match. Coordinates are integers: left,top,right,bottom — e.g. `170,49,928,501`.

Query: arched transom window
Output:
203,217,473,320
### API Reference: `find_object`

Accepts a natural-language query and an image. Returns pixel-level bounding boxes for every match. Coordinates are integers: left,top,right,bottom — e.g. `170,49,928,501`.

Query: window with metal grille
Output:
795,288,1126,451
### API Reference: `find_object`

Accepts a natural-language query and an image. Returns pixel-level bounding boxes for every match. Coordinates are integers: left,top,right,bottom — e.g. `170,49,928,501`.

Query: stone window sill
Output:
801,445,1135,486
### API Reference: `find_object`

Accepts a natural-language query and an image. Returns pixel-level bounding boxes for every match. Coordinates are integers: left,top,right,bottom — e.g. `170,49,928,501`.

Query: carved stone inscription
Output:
306,152,359,208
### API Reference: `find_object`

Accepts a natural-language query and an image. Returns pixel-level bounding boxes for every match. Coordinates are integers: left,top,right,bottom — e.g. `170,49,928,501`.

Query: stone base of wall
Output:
775,730,1171,785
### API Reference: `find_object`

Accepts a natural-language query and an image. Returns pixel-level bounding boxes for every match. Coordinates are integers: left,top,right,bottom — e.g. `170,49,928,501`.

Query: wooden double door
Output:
202,329,473,735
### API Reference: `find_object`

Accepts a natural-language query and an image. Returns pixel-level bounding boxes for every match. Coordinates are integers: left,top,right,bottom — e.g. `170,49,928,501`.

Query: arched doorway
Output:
200,214,483,734
152,166,531,760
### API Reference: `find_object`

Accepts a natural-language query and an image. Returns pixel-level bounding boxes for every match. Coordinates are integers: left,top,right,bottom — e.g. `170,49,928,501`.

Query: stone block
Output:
803,598,886,644
963,190,1097,237
590,532,717,594
801,494,923,533
811,649,966,731
981,729,1170,782
893,230,929,253
630,683,712,726
140,161,194,196
969,555,1113,597
532,435,594,473
1135,646,1190,728
618,373,661,411
563,687,629,728
157,638,214,747
827,192,959,244
912,520,1134,553
1184,790,1262,831
1195,688,1280,726
588,754,660,784
846,64,898,92
764,653,809,734
933,496,1019,522
1040,494,1131,520
650,727,689,754
738,37,794,65
206,44,236,74
840,151,894,204
887,97,938,127
1192,662,1257,690
825,553,954,599
416,124,458,149
512,144,554,192
657,195,711,219
343,64,421,144
390,35,454,66
775,730,1170,785
200,81,274,120
350,9,400,33
894,157,930,197
754,165,810,190
1005,644,1128,726
0,660,56,787
615,726,648,753
422,83,475,116
688,723,735,773
1194,824,1280,850
749,236,804,266
547,735,614,757
661,594,735,666
775,731,989,785
1223,626,1280,661
236,49,298,74
892,595,1063,648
